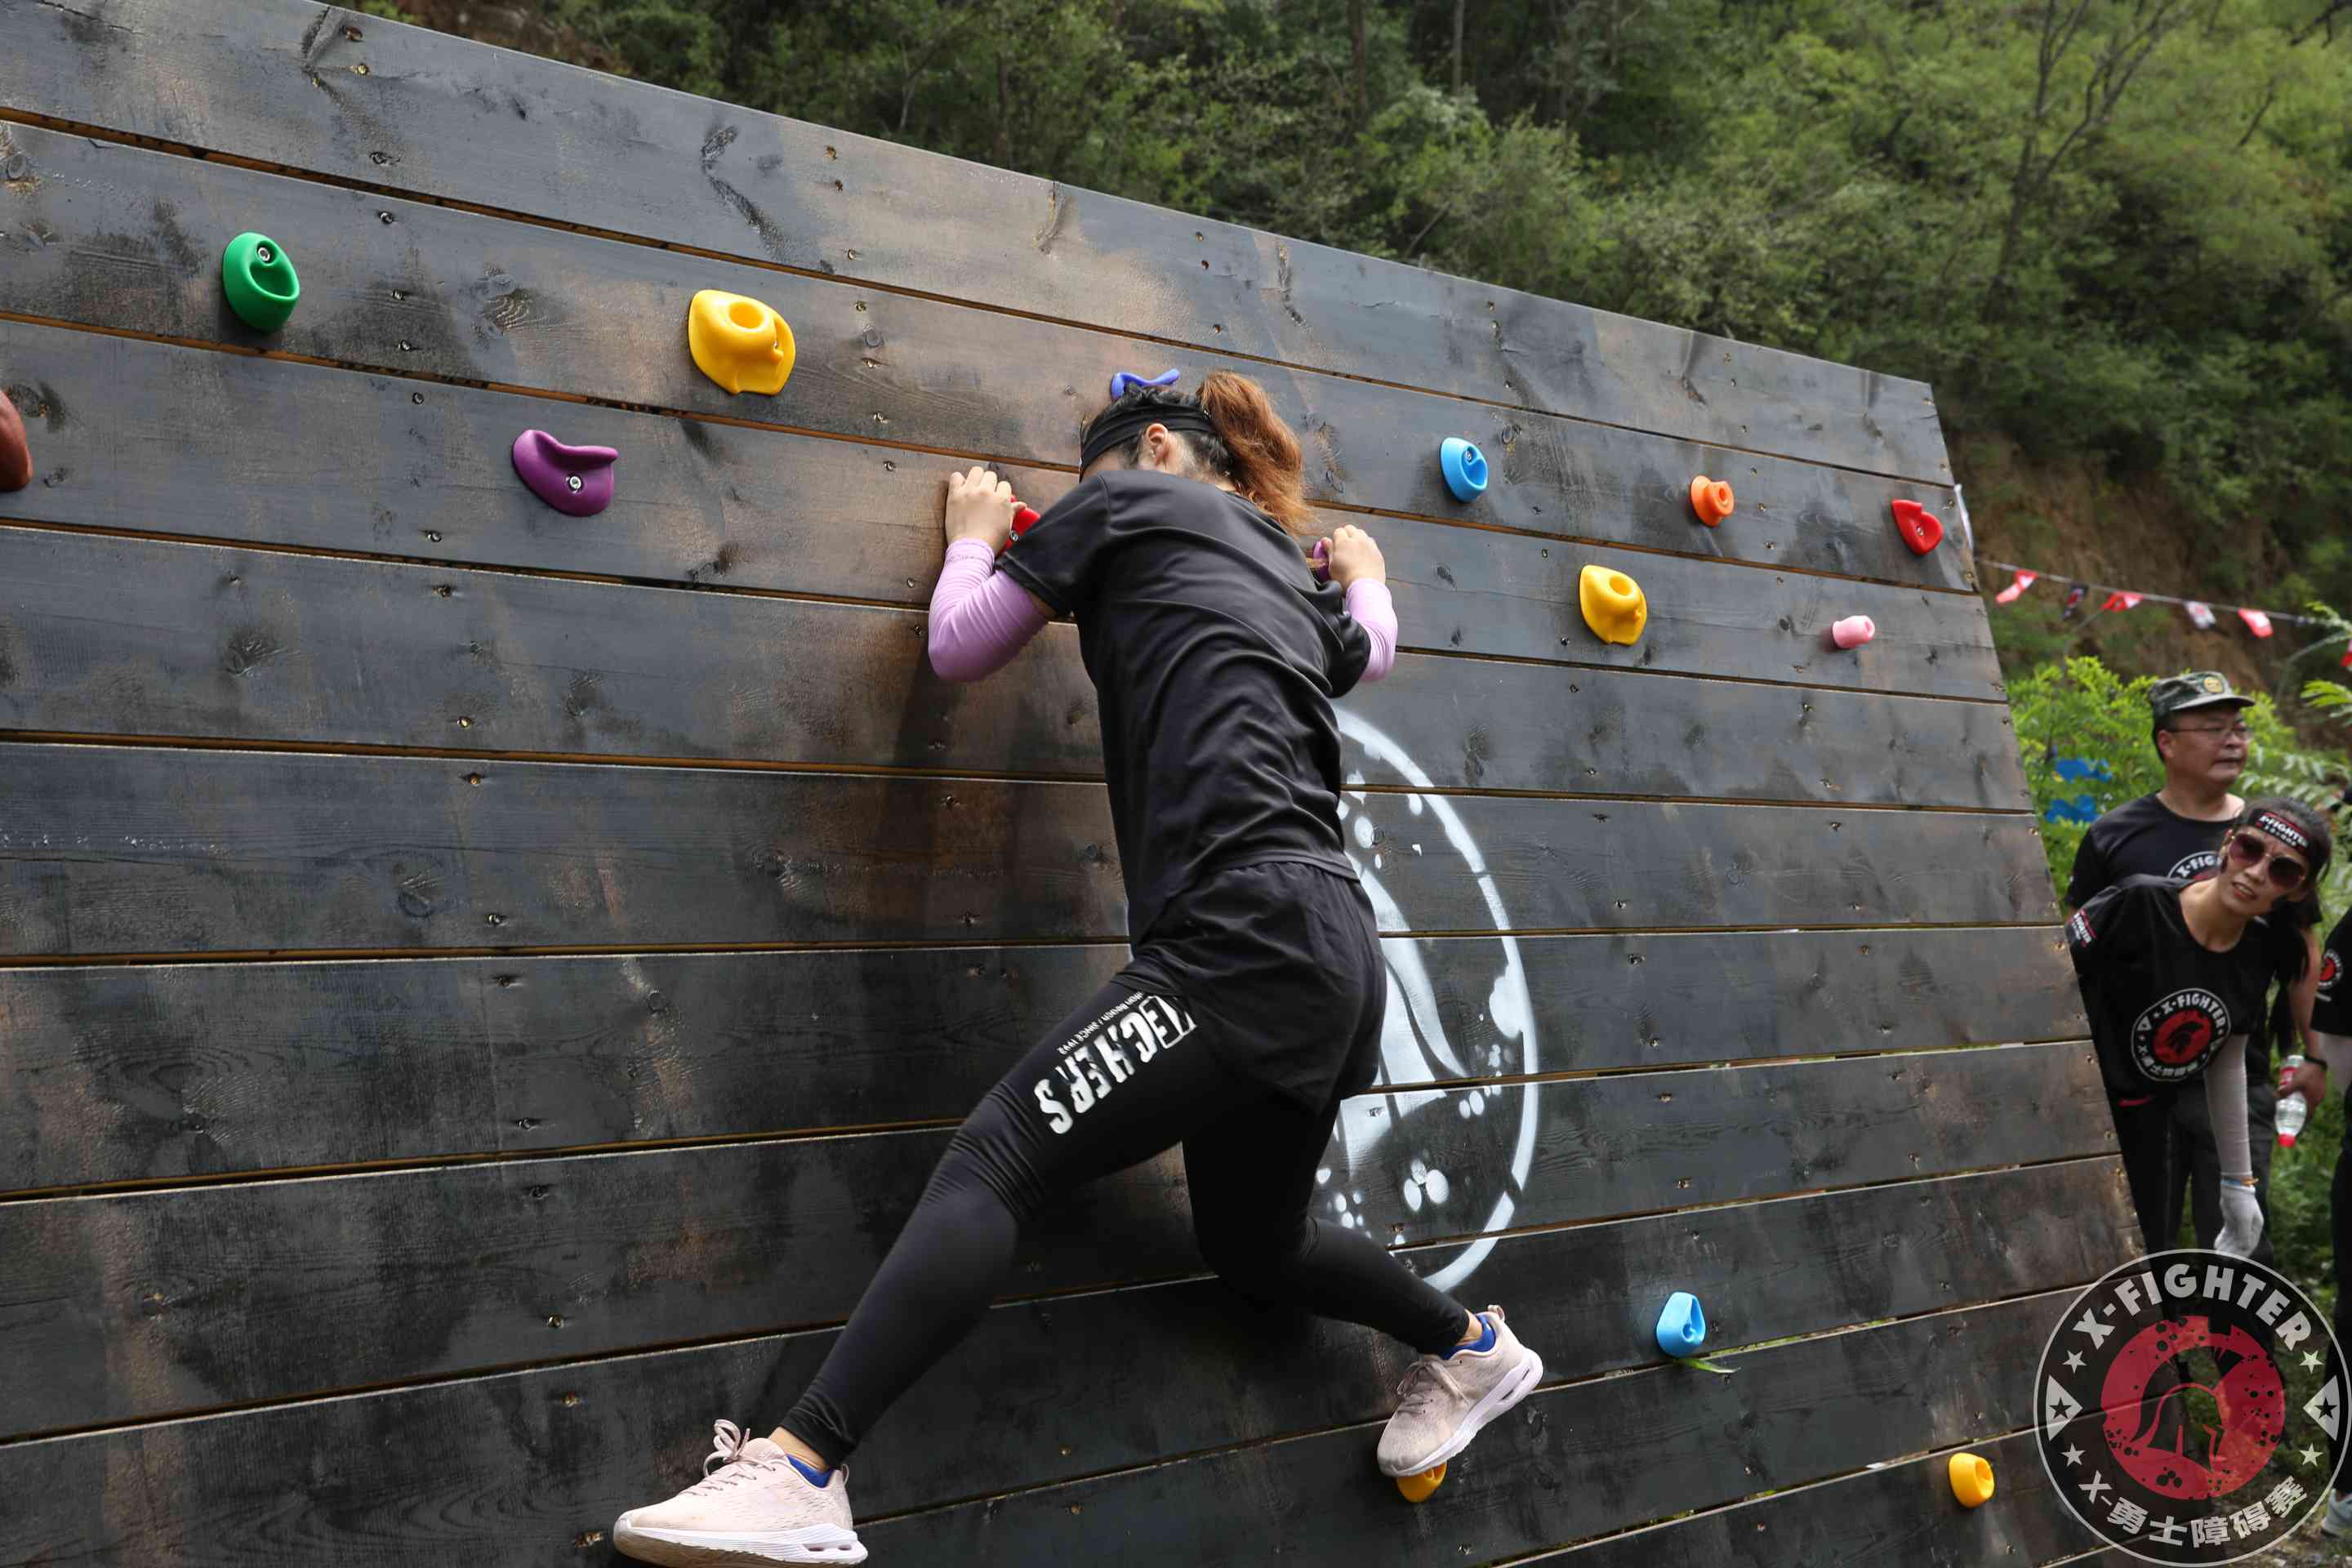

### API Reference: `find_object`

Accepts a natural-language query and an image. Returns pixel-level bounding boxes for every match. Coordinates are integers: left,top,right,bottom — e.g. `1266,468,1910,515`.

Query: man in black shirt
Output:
2065,671,2321,1260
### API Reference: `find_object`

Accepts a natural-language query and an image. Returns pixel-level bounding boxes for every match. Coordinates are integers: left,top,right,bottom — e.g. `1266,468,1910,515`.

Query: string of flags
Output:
1983,558,2328,647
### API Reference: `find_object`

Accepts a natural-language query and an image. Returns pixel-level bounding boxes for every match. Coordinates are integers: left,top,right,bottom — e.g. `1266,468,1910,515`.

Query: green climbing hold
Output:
221,232,300,332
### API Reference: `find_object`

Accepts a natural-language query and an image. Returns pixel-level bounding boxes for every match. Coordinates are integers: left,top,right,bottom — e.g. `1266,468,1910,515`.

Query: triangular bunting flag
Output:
2340,643,2352,670
2185,600,2216,630
2061,583,2088,619
1995,570,2038,605
2100,591,2142,613
2241,608,2275,639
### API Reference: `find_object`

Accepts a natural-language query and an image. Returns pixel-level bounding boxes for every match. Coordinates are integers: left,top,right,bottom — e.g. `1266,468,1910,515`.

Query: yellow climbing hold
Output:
1948,1451,1994,1508
1396,1461,1446,1503
1579,564,1648,646
688,289,796,395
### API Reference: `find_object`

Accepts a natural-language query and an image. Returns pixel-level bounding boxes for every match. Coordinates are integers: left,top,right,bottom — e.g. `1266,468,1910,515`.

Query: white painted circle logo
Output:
1322,711,1537,1292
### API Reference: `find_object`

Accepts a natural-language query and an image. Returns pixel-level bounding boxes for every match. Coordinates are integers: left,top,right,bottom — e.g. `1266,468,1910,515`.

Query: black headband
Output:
1080,403,1219,472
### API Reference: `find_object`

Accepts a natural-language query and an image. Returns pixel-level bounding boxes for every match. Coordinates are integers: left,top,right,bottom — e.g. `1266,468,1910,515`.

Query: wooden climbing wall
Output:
0,2,2137,1562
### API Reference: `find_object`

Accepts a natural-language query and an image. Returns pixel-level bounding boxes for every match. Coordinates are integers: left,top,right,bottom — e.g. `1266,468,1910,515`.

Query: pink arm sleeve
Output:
1347,578,1399,684
928,539,1050,683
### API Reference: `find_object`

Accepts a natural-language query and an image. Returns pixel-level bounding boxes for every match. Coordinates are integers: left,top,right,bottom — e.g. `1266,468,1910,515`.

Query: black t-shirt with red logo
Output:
2068,875,2274,1094
2314,908,2352,1038
2065,792,2319,1089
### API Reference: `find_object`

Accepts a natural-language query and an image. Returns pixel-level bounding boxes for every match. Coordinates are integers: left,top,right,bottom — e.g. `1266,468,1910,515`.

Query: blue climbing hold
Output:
2051,757,2114,783
1439,438,1488,502
1655,1292,1707,1356
1109,368,1182,400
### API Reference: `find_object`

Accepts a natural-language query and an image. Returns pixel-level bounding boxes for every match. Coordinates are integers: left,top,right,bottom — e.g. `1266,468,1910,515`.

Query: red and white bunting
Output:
2185,600,2217,630
2241,608,2275,639
1994,570,2038,604
2100,591,2143,613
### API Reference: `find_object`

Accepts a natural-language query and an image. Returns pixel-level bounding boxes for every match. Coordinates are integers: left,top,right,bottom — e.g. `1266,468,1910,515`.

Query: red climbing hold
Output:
0,392,29,492
1891,499,1943,555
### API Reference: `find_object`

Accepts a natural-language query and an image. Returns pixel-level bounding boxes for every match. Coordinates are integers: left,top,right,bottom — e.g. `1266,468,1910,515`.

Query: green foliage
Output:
2007,654,2350,907
474,0,2352,608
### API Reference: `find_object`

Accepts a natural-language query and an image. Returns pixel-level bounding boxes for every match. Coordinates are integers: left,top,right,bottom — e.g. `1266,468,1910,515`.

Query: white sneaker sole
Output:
613,1517,867,1566
1379,1346,1545,1477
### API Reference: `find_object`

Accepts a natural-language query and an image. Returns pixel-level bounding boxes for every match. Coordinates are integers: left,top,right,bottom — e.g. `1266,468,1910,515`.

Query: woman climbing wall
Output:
609,372,1545,1566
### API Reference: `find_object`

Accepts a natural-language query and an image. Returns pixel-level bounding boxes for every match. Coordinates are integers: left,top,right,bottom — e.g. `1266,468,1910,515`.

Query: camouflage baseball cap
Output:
2149,670,2254,722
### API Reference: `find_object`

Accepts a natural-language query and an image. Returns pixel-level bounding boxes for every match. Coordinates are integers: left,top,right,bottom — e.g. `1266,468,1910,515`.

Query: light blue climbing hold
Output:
1109,368,1182,400
1655,1291,1707,1356
2052,757,2114,783
1439,438,1488,502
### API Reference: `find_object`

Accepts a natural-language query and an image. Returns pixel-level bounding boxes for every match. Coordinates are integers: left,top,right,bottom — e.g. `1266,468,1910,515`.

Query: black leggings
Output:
2108,1085,2275,1263
779,982,1472,1465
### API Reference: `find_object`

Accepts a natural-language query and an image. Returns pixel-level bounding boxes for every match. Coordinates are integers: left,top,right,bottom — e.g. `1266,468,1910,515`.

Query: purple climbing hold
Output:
511,430,618,517
1109,368,1182,400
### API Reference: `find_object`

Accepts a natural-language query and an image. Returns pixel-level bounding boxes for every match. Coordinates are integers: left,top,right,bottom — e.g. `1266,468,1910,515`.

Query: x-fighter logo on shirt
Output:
2131,990,2230,1081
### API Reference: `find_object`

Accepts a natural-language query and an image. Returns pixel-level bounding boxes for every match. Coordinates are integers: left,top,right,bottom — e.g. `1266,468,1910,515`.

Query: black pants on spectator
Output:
2108,1084,2274,1263
2166,1076,2278,1264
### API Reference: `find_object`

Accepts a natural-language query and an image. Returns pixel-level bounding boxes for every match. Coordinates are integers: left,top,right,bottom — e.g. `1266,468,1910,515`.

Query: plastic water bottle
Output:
2278,1054,2310,1149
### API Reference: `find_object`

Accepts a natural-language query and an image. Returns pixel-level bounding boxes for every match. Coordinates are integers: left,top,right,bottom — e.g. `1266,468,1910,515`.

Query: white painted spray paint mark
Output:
1335,710,1539,1293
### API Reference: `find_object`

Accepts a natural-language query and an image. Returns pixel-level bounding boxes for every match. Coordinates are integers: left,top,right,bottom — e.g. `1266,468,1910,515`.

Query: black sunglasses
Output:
2225,831,2310,893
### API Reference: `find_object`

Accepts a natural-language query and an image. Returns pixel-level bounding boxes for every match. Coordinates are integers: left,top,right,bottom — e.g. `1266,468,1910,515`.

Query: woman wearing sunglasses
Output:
2069,797,2332,1258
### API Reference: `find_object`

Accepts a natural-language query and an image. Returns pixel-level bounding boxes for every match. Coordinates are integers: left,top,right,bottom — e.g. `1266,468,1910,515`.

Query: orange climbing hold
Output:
688,289,796,395
1396,1461,1446,1503
1689,475,1734,527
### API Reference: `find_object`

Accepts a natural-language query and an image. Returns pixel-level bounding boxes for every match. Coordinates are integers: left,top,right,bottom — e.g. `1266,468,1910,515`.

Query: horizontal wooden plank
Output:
0,125,1971,592
0,745,2057,957
1535,1428,2103,1566
862,1291,2070,1563
0,318,1977,635
0,1043,2113,1434
0,1171,2126,1562
0,0,1952,483
0,524,2028,781
0,926,2084,1192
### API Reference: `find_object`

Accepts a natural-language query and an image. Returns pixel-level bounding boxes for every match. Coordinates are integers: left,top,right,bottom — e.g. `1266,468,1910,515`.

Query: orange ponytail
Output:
1199,372,1312,537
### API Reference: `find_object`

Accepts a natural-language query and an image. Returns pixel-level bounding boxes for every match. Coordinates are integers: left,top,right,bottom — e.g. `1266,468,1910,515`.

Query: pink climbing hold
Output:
1830,615,1876,649
511,430,619,517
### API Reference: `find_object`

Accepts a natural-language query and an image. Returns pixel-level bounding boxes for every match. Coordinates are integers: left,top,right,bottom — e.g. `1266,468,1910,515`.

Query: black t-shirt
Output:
2067,876,2273,1094
2065,791,2317,1084
2313,908,2351,1039
997,470,1370,945
2065,793,2235,903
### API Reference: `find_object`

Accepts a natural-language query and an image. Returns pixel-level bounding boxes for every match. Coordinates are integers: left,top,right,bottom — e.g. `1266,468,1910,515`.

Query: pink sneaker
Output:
614,1420,867,1566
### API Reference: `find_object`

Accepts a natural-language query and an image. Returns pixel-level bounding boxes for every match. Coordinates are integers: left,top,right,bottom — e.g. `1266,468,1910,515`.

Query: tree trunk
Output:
1451,0,1466,92
1350,0,1368,126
